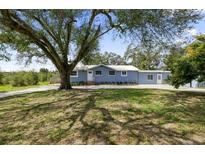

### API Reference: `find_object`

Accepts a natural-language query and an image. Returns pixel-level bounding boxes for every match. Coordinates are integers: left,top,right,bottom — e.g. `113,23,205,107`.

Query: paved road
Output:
0,85,59,99
0,84,205,99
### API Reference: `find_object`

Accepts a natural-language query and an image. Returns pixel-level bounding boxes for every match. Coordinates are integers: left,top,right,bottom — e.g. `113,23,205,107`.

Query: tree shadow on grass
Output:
0,89,204,144
60,90,203,144
161,91,205,123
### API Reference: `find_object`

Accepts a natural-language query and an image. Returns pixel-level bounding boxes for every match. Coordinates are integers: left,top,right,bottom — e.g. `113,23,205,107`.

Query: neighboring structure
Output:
70,64,171,84
189,80,205,88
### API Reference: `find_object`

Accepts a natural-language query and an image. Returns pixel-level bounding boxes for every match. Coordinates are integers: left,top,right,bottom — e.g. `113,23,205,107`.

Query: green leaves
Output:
169,35,205,88
124,44,161,70
0,9,203,89
170,57,198,88
115,10,202,46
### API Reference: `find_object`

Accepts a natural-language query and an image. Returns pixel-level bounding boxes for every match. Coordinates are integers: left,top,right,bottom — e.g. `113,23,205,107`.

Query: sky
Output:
0,15,205,72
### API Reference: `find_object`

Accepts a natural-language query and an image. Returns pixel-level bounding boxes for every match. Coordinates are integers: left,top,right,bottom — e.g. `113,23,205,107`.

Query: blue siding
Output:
70,65,170,84
91,66,138,83
70,70,87,83
138,72,170,84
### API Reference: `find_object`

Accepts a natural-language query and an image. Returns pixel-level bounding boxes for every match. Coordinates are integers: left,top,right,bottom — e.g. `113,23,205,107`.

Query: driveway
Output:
0,84,205,99
0,85,59,99
74,84,205,92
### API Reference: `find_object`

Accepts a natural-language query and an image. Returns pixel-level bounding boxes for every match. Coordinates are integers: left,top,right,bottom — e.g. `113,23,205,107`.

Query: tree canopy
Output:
0,9,202,89
82,50,125,65
169,35,205,88
163,44,186,71
124,44,162,70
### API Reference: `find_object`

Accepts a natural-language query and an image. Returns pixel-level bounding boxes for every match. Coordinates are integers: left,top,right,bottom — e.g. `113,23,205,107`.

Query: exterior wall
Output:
91,66,138,83
197,81,205,87
70,65,171,84
138,72,170,84
191,80,205,88
70,70,87,83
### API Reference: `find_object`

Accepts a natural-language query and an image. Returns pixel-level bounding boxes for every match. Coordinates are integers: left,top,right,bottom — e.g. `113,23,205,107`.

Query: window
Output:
70,71,78,77
121,71,127,76
88,71,93,74
95,71,102,76
109,71,115,76
147,74,153,80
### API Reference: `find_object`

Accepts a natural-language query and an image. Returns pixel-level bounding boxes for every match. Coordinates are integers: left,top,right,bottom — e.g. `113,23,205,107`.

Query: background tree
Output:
124,44,161,70
169,57,198,88
0,9,202,89
103,52,126,65
0,71,3,85
163,44,186,71
81,50,102,65
82,50,126,65
186,35,205,81
169,35,205,88
39,68,49,82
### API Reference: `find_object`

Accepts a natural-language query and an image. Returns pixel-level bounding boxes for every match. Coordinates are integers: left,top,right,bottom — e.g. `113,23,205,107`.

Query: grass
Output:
0,82,50,93
0,89,205,144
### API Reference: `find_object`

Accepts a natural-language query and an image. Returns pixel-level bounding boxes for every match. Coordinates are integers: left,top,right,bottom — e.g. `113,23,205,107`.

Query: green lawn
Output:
0,82,50,93
0,89,205,144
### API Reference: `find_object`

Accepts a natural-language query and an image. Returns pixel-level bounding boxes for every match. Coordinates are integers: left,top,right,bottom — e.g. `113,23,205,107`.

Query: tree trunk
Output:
190,81,192,88
59,71,72,90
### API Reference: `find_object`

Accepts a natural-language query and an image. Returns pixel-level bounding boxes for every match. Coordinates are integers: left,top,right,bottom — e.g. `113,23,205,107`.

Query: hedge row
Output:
0,71,53,87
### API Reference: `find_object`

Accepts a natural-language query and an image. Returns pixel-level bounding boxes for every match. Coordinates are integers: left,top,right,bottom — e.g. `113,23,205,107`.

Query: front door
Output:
157,74,162,84
87,70,94,82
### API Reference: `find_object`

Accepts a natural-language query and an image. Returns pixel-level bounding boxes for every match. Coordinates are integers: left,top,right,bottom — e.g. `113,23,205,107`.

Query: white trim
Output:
70,70,78,77
95,70,102,76
121,71,127,76
87,70,94,81
157,74,162,84
147,74,153,80
139,70,171,73
108,70,116,76
74,64,139,71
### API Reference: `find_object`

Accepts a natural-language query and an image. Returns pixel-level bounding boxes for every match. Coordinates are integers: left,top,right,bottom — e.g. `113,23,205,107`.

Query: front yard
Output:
0,89,205,144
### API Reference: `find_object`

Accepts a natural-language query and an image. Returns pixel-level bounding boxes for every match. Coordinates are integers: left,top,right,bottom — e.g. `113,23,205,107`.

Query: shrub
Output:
26,72,38,85
38,68,53,82
10,71,39,87
10,73,26,87
0,72,3,85
49,73,60,84
2,75,11,85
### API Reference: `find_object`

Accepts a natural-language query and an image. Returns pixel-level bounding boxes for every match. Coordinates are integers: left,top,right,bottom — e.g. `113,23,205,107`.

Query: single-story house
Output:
70,64,171,84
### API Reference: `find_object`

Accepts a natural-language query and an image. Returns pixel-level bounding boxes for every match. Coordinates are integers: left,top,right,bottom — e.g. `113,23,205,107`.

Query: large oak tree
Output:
0,9,202,89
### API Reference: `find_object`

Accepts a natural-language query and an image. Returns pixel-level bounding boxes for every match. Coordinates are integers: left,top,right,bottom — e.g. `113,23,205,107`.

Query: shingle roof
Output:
74,64,139,71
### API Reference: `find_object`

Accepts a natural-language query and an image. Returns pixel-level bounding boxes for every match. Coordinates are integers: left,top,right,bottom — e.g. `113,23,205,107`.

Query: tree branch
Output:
70,9,99,69
99,10,124,32
0,10,63,69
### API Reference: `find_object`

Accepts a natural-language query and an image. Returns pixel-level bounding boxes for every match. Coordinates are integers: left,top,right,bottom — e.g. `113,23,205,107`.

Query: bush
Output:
10,71,39,87
2,75,11,85
49,73,60,84
0,72,3,85
25,72,39,85
10,73,26,87
38,68,53,82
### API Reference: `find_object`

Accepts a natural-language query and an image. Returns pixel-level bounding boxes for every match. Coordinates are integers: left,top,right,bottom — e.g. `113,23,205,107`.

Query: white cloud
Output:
186,28,198,36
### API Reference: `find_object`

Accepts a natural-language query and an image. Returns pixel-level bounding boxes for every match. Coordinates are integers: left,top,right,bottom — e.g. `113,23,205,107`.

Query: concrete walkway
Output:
0,84,205,99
